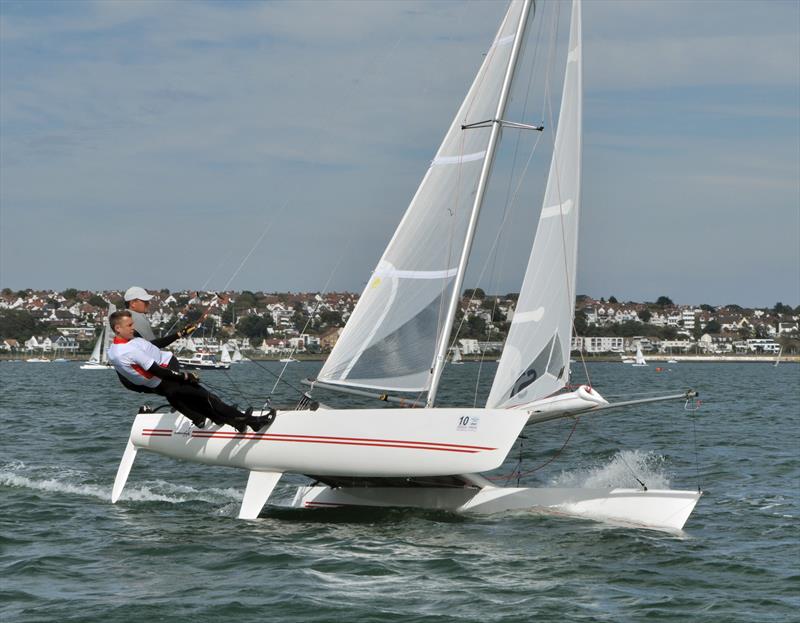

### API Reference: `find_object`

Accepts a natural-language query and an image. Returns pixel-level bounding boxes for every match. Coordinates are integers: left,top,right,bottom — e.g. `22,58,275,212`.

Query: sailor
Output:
123,285,197,349
107,309,274,433
123,286,157,340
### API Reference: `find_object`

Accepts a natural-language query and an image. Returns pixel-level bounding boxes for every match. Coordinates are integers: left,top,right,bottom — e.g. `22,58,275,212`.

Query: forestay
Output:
487,0,582,409
318,1,527,392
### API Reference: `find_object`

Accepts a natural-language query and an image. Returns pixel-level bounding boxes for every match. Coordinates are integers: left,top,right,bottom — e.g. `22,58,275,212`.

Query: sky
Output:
1,0,798,308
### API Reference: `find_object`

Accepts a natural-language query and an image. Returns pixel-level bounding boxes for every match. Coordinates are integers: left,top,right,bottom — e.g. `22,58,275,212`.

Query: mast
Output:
426,0,534,407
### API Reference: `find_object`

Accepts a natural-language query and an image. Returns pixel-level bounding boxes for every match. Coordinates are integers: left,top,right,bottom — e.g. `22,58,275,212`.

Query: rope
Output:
486,416,579,483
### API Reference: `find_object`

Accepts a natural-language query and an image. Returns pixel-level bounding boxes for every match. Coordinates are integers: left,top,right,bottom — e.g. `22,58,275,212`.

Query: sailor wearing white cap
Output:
124,286,157,341
123,286,197,347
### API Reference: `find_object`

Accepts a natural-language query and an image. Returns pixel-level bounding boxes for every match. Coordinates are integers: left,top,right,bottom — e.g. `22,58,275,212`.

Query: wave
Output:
548,449,671,489
0,461,244,505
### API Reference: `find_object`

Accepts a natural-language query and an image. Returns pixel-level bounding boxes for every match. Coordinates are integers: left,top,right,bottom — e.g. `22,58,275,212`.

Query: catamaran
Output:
80,304,116,370
111,0,701,531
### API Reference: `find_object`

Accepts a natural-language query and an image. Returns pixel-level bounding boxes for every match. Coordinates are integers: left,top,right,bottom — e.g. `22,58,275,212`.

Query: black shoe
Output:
192,418,206,429
231,417,248,434
249,409,276,432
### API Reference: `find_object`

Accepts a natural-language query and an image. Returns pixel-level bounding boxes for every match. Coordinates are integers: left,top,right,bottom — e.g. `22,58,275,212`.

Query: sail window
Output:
346,293,443,383
510,335,556,399
546,334,565,378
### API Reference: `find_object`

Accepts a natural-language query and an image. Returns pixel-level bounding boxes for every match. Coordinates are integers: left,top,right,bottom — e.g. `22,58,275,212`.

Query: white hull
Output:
80,363,112,370
118,409,528,477
292,484,700,532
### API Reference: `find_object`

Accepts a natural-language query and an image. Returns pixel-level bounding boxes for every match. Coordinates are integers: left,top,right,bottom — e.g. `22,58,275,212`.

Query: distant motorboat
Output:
178,352,231,370
279,357,299,363
666,358,678,364
26,357,51,363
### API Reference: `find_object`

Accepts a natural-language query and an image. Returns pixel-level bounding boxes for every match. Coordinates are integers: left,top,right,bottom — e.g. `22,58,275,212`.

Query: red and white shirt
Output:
107,337,173,389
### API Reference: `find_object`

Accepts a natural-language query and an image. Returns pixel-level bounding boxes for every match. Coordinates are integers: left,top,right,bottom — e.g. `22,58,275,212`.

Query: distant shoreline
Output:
2,353,796,364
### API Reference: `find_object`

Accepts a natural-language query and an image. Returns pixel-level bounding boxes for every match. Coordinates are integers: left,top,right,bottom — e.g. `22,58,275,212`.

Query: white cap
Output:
124,286,154,302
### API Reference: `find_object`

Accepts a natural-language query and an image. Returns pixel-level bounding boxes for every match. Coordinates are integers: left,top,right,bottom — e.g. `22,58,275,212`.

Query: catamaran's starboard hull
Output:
125,408,529,478
291,484,701,532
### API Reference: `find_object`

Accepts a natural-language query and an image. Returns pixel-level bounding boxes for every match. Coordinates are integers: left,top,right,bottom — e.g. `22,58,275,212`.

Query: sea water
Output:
1,361,798,622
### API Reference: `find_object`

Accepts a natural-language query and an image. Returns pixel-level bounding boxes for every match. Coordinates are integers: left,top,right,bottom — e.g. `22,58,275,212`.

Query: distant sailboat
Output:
232,344,244,363
220,344,233,365
450,346,464,365
774,347,783,367
81,304,116,370
632,344,648,367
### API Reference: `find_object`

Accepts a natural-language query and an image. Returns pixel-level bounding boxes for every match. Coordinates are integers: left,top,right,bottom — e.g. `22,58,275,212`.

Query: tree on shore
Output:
656,296,674,307
0,310,45,341
237,315,272,340
463,288,485,300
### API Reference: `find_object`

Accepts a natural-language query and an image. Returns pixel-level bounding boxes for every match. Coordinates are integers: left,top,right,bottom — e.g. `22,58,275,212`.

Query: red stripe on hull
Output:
188,431,493,453
189,431,494,452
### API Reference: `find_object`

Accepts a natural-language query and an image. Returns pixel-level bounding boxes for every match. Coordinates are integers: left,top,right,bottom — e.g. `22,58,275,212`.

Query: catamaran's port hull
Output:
123,409,529,478
292,484,701,532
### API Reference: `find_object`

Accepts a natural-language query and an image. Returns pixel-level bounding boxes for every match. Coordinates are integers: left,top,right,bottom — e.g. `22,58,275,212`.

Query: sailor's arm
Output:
146,362,198,384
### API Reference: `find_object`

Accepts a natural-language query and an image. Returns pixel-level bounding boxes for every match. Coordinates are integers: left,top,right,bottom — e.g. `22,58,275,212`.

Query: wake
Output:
0,461,244,505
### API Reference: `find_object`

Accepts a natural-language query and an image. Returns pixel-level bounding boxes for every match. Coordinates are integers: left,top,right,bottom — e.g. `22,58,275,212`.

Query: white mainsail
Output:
220,344,232,365
317,1,528,392
487,0,582,409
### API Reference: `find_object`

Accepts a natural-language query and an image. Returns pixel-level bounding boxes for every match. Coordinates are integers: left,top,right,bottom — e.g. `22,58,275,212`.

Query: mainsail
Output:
487,0,582,408
318,1,528,392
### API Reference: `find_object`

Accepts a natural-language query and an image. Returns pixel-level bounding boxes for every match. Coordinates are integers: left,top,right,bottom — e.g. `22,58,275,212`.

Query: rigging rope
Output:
486,416,580,484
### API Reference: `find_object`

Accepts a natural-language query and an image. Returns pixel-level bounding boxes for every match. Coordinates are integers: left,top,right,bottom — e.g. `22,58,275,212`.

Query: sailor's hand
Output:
178,323,198,338
183,371,200,384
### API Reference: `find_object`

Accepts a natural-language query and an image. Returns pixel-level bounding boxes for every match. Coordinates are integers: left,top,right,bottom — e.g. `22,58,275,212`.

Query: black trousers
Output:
154,379,244,427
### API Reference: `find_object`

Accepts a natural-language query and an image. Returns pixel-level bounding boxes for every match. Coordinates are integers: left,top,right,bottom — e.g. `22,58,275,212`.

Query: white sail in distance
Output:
488,0,582,409
318,1,527,392
87,328,103,365
101,303,116,364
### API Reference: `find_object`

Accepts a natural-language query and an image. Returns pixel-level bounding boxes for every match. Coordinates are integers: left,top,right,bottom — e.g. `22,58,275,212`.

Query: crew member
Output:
123,286,158,340
107,310,274,433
